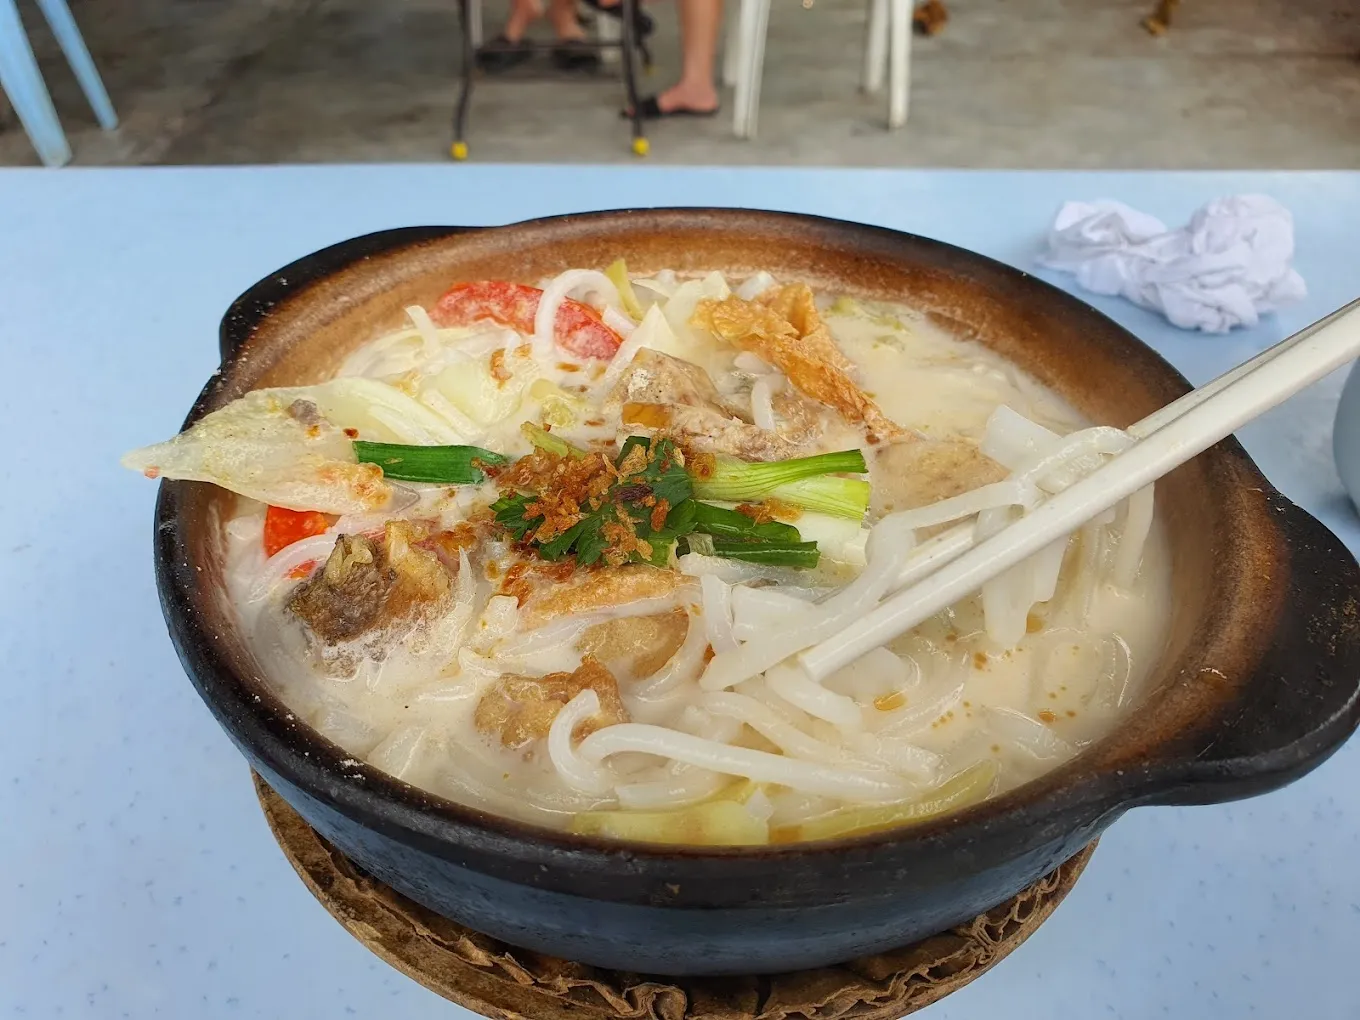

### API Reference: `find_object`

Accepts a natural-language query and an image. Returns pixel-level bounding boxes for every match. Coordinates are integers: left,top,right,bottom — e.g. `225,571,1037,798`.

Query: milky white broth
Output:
189,270,1171,845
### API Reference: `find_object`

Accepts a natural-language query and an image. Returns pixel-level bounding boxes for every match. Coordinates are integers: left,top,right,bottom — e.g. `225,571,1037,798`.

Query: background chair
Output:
723,0,912,139
0,0,117,166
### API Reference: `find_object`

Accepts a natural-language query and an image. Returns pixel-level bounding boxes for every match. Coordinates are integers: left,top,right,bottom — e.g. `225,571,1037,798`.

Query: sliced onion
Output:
246,533,338,604
736,271,777,301
734,351,774,375
751,375,777,431
602,306,637,337
535,269,621,355
983,707,1074,760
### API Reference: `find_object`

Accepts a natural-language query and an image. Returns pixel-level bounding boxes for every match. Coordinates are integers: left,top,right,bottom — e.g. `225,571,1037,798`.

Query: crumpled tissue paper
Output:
1037,194,1307,333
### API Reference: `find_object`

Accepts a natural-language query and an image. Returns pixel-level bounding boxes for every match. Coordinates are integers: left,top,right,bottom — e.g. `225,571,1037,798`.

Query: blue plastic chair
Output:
0,0,116,166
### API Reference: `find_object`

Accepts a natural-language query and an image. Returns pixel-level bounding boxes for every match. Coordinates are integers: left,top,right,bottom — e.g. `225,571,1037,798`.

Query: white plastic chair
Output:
723,0,911,139
0,0,117,166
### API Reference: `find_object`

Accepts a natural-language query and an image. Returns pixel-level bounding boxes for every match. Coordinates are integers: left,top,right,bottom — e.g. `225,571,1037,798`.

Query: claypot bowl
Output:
153,210,1360,975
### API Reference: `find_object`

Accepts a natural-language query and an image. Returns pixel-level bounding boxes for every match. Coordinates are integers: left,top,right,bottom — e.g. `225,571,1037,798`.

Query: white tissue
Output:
1038,194,1306,333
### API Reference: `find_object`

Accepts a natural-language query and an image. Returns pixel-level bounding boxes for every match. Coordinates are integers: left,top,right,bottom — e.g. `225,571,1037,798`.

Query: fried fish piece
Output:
520,564,682,630
288,521,452,644
870,439,1008,517
474,656,628,749
611,348,809,461
692,284,908,443
577,609,689,679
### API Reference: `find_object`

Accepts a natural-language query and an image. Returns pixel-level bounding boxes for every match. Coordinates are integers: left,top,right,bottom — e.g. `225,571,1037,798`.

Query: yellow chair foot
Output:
451,141,469,161
631,137,650,157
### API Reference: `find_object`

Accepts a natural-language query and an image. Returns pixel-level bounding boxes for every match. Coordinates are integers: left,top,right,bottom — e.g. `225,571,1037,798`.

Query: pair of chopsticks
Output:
798,297,1360,683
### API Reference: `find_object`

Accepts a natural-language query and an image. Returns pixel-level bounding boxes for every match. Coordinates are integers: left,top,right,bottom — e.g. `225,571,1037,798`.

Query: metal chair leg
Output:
451,0,473,159
620,0,647,155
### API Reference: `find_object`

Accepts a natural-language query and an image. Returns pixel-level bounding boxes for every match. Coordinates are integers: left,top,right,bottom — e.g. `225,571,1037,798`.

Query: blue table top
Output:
3,166,1359,1020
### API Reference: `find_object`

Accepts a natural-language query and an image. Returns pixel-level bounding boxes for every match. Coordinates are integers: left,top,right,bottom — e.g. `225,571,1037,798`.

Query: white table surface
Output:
3,166,1359,1020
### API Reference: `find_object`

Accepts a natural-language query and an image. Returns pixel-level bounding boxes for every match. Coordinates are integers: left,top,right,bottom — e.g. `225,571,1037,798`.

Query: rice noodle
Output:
548,690,617,796
631,607,710,700
700,515,916,691
766,664,863,729
730,585,815,641
1113,485,1154,587
703,691,876,769
700,574,738,653
535,269,621,356
822,646,912,703
615,767,731,810
577,723,910,801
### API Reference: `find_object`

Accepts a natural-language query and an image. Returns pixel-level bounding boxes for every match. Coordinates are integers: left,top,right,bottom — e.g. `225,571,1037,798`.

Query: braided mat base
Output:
255,772,1095,1020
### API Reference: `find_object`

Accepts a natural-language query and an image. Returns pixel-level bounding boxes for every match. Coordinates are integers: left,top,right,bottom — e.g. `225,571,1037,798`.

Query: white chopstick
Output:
888,297,1360,593
800,297,1360,683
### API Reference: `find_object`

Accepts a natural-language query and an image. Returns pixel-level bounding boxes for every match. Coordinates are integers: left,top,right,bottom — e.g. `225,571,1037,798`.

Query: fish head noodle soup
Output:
125,265,1171,847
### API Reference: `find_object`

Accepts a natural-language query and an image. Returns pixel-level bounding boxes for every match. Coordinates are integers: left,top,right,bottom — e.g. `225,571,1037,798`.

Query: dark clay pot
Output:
152,210,1360,975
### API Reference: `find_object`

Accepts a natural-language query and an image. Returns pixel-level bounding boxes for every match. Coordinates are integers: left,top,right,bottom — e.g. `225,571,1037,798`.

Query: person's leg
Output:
545,0,587,40
501,0,541,41
633,0,721,115
477,0,538,71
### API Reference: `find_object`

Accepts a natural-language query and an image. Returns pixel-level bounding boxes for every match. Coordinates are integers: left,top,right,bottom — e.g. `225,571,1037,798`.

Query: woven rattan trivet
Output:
254,772,1096,1020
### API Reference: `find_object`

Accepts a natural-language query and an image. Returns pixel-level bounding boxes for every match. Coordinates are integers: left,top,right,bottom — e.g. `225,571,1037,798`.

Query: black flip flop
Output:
551,38,602,72
621,95,721,120
475,35,533,73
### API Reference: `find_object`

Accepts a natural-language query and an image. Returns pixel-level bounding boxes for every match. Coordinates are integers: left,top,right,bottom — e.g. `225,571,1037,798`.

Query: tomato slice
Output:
430,280,623,360
263,505,333,558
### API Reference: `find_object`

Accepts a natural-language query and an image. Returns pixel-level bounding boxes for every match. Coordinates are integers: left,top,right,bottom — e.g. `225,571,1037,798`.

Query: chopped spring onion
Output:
604,258,645,320
353,441,508,484
687,534,819,570
691,501,801,543
768,476,872,520
692,451,870,520
521,422,586,458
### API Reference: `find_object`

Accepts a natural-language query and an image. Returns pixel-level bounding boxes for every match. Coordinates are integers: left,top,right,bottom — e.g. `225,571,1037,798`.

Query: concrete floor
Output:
1,0,1358,167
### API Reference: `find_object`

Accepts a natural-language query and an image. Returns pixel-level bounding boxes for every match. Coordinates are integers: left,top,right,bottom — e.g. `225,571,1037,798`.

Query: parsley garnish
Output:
492,436,696,567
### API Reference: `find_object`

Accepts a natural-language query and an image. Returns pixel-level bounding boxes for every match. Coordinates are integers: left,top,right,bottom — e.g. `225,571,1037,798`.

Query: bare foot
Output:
656,79,719,115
